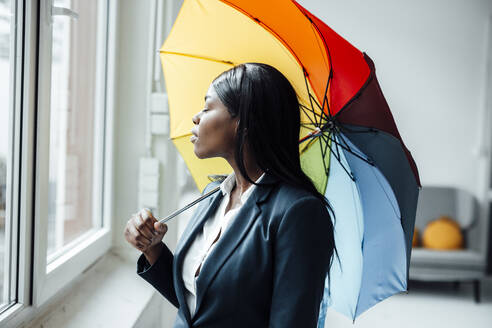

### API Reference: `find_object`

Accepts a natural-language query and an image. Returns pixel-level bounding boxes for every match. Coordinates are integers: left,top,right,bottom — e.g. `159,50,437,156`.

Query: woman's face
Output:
191,84,238,159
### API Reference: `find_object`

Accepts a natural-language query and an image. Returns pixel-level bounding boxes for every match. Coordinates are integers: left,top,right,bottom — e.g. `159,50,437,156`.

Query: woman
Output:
124,63,337,328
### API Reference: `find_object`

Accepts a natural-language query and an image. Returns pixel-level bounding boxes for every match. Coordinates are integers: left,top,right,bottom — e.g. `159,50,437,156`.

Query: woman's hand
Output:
124,208,168,264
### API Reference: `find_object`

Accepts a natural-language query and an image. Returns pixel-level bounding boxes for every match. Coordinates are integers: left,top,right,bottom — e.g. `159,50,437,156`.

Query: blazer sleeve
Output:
137,243,179,308
135,180,220,309
268,196,332,328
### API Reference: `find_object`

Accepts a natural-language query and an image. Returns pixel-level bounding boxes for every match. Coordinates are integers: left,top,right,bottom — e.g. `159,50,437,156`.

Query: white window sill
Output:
4,246,173,328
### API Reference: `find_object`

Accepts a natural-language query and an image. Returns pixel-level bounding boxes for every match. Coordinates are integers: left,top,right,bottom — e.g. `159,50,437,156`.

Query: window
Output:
46,0,104,260
0,0,16,311
0,0,116,323
33,0,113,305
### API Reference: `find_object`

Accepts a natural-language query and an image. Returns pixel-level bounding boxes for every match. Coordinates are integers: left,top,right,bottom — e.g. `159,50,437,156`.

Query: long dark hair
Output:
212,63,339,288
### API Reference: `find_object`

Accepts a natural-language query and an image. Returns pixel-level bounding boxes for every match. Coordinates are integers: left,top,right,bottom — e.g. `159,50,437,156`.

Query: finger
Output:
134,213,156,240
141,207,156,220
135,242,147,252
124,221,134,238
130,219,152,245
128,222,149,244
141,209,161,236
140,208,158,230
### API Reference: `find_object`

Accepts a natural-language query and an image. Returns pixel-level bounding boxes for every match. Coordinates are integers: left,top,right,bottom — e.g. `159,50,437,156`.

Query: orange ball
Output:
422,216,464,250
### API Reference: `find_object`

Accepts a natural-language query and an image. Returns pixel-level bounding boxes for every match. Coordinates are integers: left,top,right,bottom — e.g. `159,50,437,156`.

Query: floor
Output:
324,277,492,328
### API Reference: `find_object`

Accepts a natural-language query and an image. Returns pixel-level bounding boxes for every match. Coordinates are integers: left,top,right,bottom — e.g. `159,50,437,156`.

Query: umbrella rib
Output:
302,71,328,124
320,71,334,122
322,95,331,121
302,68,330,130
300,104,324,123
334,127,354,153
325,131,341,163
327,134,374,166
303,8,339,131
300,10,338,139
338,124,378,134
323,133,362,181
320,133,330,160
318,132,329,176
160,50,236,66
320,132,346,179
325,133,334,176
302,6,336,125
300,103,324,119
322,132,333,162
333,126,378,165
303,10,334,76
303,68,319,126
309,93,324,113
319,131,329,155
335,127,359,155
307,17,330,73
299,103,317,127
301,122,322,127
369,165,401,218
323,136,355,181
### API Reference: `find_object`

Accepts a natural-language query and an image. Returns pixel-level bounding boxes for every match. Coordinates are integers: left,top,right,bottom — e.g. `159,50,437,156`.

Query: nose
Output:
192,112,200,125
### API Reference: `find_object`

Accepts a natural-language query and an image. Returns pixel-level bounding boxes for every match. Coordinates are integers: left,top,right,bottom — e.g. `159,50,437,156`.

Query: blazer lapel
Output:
174,186,221,256
192,173,278,319
173,187,224,325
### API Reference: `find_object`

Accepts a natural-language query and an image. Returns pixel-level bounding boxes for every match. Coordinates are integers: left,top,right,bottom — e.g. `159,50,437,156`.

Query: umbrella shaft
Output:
158,186,221,224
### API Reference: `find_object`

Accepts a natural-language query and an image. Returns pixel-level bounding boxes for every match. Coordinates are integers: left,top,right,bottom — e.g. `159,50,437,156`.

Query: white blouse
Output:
181,171,266,318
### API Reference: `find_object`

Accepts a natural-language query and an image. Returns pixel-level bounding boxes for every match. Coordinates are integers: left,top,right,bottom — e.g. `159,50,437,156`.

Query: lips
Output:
190,129,198,143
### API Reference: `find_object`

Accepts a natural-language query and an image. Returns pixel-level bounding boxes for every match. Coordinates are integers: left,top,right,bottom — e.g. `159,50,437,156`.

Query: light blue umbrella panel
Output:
317,134,408,326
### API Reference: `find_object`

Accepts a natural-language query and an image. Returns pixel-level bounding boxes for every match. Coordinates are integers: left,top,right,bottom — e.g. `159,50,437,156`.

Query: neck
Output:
225,152,264,195
233,166,264,194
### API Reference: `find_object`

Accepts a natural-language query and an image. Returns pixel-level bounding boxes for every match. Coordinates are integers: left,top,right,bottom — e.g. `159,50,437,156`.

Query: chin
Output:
193,145,217,160
193,146,207,159
195,152,206,159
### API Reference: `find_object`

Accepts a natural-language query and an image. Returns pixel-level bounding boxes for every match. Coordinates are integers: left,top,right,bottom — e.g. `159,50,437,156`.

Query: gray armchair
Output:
409,186,490,302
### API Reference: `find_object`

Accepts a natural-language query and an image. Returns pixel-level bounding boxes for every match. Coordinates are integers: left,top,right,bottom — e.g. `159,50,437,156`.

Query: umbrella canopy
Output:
159,0,421,324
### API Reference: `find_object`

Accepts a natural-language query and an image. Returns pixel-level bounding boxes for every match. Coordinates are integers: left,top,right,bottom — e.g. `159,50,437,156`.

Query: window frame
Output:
1,0,23,311
32,0,115,306
0,0,118,324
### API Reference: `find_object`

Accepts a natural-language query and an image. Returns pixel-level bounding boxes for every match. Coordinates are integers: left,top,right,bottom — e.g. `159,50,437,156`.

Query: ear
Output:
234,119,240,133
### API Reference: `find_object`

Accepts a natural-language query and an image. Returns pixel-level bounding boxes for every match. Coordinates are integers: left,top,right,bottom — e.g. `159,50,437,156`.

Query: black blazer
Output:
137,172,332,328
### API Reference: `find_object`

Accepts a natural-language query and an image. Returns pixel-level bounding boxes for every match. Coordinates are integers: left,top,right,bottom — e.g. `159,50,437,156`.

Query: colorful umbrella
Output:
159,0,421,324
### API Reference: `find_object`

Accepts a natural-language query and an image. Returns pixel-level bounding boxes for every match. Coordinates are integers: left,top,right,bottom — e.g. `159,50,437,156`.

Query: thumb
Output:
154,221,167,234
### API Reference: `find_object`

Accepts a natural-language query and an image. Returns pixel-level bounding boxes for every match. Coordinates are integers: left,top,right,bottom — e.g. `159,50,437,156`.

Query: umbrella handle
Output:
158,186,221,224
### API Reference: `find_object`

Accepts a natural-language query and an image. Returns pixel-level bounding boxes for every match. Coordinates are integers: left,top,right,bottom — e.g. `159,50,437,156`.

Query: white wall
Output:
112,1,182,326
112,0,150,248
112,0,181,251
298,0,492,201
